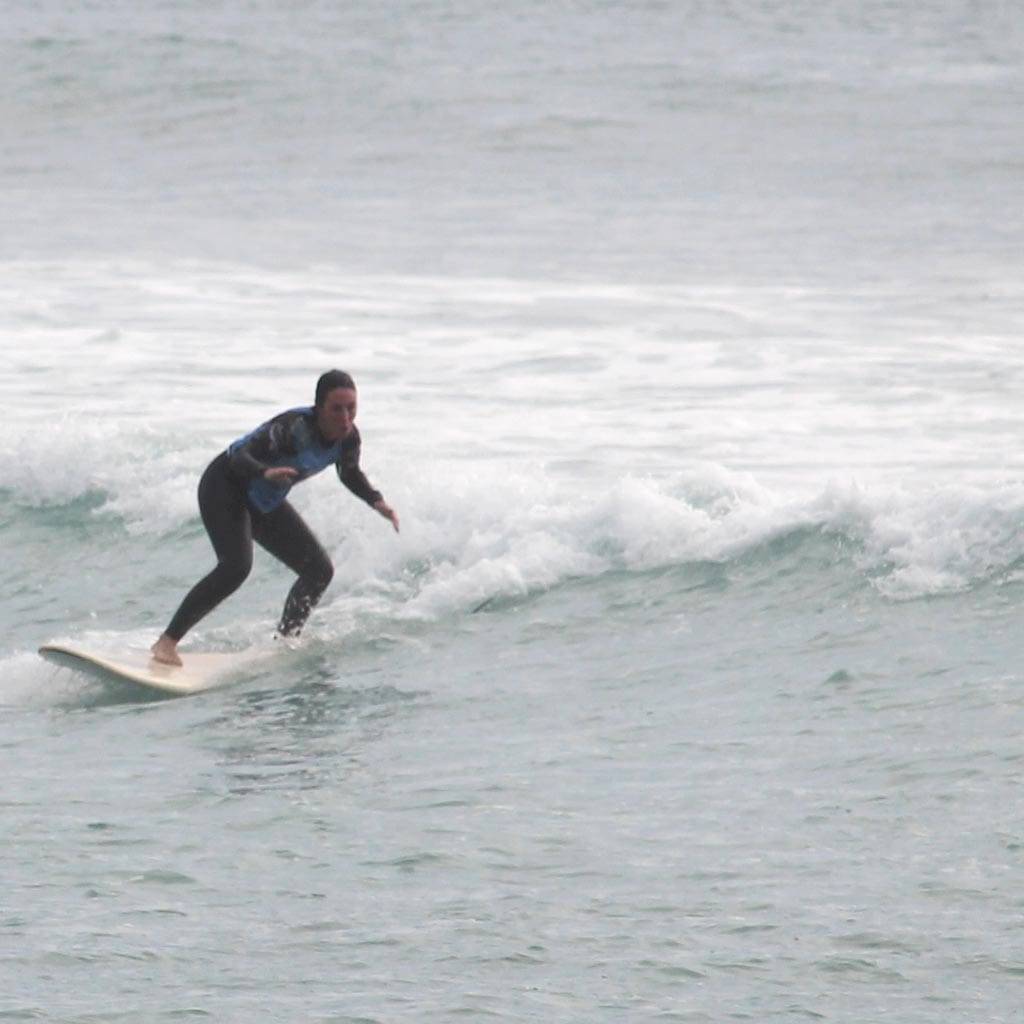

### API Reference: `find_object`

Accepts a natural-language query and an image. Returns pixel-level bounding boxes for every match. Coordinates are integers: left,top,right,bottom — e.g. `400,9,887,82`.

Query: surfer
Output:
151,370,399,666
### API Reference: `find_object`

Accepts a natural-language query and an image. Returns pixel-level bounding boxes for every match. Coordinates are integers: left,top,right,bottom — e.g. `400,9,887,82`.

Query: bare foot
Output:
151,634,183,667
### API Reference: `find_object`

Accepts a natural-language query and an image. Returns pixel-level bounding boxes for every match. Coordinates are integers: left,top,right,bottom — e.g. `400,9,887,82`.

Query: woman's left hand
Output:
374,500,400,533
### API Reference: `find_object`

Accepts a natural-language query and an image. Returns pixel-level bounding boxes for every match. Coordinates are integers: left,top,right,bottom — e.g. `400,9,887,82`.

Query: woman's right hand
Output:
264,466,300,486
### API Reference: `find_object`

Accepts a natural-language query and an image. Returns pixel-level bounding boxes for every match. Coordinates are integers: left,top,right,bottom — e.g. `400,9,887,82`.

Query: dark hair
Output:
315,369,356,408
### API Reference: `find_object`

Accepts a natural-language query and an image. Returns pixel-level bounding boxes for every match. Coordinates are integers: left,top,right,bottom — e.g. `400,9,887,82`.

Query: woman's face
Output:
316,386,358,441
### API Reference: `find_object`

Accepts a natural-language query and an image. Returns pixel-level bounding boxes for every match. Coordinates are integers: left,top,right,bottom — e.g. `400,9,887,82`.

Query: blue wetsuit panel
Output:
228,406,343,513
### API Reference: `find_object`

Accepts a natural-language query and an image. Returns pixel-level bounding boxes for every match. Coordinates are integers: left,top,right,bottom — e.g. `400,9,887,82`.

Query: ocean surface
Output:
3,1,1024,1021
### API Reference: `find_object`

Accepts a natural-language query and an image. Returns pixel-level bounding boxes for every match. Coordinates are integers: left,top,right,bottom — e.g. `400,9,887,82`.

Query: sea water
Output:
2,1,1024,1021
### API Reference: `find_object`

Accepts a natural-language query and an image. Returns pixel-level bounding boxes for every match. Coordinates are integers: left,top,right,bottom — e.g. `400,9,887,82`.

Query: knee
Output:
217,556,252,594
315,557,334,590
306,555,333,592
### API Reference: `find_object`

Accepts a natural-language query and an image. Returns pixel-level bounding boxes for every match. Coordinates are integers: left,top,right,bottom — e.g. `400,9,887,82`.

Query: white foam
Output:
814,479,1024,599
4,259,1023,616
0,650,67,708
307,465,1024,621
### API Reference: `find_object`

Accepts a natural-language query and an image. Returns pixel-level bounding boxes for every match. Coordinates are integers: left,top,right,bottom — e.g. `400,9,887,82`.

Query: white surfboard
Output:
38,643,262,696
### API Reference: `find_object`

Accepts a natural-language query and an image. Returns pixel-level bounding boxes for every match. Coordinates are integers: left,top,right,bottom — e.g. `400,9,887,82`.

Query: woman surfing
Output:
151,370,398,666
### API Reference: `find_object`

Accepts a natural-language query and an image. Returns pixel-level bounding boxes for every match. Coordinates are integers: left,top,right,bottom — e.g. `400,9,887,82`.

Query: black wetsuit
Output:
164,407,382,642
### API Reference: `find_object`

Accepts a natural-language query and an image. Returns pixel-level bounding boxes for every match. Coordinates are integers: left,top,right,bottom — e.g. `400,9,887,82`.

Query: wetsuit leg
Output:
252,501,334,637
164,455,254,642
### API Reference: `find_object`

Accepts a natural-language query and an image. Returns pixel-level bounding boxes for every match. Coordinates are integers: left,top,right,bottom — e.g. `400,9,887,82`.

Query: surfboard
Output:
38,643,261,696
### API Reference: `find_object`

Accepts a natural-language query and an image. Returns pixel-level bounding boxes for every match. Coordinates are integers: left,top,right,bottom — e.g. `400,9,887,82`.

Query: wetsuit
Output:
164,407,382,642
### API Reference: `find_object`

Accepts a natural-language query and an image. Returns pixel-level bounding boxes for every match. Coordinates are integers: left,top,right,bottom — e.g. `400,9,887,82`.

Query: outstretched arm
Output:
337,431,398,531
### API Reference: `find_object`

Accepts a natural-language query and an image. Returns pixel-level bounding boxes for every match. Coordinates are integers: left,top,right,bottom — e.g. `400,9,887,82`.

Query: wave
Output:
312,466,1024,622
0,418,211,535
6,419,1024,619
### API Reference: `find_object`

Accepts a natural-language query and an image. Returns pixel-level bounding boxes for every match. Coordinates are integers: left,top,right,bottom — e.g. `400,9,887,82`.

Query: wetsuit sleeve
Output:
227,417,291,481
337,429,383,507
